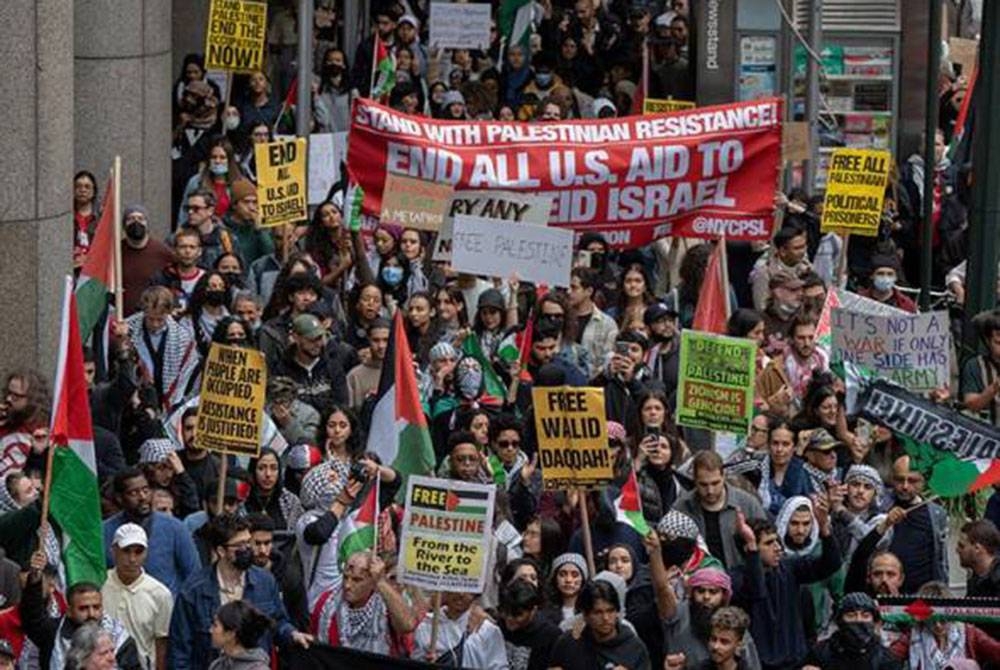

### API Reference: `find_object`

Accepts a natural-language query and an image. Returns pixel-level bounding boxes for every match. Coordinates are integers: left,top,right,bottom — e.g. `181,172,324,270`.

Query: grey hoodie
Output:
208,648,271,670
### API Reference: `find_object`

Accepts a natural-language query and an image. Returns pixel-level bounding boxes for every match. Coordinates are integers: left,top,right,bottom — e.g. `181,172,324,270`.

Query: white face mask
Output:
224,115,240,131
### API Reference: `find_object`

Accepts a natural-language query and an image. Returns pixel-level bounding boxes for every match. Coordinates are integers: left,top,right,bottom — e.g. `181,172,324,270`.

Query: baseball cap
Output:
292,314,327,340
805,428,842,452
644,302,678,325
113,523,148,549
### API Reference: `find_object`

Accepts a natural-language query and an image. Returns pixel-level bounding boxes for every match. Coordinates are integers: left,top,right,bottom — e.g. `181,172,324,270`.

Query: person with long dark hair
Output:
244,448,303,531
302,195,352,291
73,170,100,269
207,601,273,670
181,272,231,356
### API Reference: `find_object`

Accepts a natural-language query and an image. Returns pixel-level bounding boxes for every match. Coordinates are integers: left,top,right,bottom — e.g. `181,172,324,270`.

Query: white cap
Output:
113,523,148,549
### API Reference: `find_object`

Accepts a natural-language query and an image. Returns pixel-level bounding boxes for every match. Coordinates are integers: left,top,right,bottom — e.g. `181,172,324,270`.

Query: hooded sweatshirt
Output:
207,648,271,670
548,623,652,670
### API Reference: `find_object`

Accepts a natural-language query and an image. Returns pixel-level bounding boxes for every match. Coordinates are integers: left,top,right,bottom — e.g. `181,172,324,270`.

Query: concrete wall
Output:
75,0,173,239
0,0,75,376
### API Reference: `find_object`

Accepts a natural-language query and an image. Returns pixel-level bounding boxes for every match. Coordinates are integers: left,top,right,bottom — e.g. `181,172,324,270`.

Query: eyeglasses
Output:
496,440,521,449
186,205,209,212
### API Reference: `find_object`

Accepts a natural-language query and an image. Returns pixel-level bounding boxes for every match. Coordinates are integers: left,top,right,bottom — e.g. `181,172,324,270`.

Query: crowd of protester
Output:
5,0,1000,669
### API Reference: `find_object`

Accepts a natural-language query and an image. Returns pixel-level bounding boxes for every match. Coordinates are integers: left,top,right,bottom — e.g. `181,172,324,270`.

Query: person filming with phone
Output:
593,330,661,427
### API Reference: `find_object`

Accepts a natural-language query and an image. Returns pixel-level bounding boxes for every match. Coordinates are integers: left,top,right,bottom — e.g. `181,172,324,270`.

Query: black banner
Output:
857,380,1000,460
284,644,442,669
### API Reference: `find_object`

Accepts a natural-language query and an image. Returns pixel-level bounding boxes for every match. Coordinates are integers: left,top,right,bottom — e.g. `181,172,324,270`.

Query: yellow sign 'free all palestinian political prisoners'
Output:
205,0,268,73
532,386,613,490
195,344,267,456
820,148,891,237
255,138,308,227
643,98,696,114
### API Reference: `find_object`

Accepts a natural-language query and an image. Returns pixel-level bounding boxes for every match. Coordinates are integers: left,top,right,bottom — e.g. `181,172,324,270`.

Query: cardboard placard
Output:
204,0,268,73
429,3,492,50
194,344,267,456
379,173,455,231
432,190,551,261
948,37,978,76
255,138,308,226
397,476,496,593
677,331,757,434
820,148,891,236
782,122,810,162
308,132,347,205
451,214,574,287
532,386,614,490
832,309,951,392
643,98,697,114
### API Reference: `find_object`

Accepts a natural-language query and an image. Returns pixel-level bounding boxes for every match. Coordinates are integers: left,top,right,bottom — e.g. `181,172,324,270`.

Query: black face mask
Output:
539,315,564,331
232,547,254,571
838,621,876,652
204,289,227,307
660,537,695,568
690,600,715,639
125,221,147,241
222,273,243,290
323,64,344,78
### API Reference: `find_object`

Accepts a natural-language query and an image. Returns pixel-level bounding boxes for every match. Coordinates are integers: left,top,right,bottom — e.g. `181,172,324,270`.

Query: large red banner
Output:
347,98,782,248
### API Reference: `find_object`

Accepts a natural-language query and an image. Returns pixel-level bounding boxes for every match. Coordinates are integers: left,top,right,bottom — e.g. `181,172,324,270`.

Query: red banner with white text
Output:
347,98,782,248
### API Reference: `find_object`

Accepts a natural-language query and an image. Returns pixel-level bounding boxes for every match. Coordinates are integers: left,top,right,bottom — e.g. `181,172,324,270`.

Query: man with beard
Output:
119,206,173,317
175,406,221,502
659,564,762,670
568,267,619,379
831,464,885,564
311,550,418,657
962,309,1000,427
150,228,206,312
169,514,312,670
497,579,560,670
732,497,841,670
801,593,900,670
102,468,200,595
20,550,141,670
172,80,220,220
756,316,827,417
0,371,48,479
643,302,681,397
350,3,397,96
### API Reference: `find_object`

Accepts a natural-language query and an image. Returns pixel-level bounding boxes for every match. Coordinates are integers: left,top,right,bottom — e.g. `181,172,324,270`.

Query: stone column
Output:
0,0,75,375
75,0,173,238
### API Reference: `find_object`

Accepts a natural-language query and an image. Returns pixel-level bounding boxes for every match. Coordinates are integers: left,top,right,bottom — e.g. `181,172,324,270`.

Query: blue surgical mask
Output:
381,266,404,286
873,275,896,293
209,163,229,176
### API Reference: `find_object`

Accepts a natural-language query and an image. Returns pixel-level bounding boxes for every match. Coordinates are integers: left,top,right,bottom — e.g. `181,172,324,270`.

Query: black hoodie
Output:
548,623,651,670
499,614,562,670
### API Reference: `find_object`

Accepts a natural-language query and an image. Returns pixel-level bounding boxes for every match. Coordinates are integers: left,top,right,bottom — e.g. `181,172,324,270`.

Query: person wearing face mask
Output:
181,272,231,356
801,593,900,670
172,79,222,222
177,137,244,227
760,271,804,359
169,514,313,670
315,47,352,133
375,255,409,306
120,205,174,317
858,255,916,313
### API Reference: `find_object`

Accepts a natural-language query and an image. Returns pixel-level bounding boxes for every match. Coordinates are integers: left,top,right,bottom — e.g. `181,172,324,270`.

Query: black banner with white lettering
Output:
857,380,1000,460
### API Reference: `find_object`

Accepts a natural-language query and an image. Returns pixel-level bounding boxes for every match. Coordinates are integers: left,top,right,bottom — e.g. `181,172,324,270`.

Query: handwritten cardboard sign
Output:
451,213,573,287
379,173,454,231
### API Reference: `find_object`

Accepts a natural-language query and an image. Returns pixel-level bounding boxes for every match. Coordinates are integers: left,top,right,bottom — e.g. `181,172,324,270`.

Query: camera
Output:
349,461,369,482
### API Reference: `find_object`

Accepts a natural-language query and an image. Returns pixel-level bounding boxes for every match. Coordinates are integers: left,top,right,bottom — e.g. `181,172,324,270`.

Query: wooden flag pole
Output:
216,456,229,513
719,234,731,319
427,591,443,661
578,488,596,577
112,156,124,317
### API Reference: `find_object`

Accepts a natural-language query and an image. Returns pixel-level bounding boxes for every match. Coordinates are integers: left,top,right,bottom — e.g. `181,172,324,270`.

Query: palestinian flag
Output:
815,287,842,354
371,37,395,100
75,175,116,341
947,64,977,164
445,487,491,515
497,319,533,382
499,0,537,62
337,477,379,565
899,433,1000,498
49,276,105,586
275,77,298,131
347,184,365,232
691,241,729,334
366,311,435,477
460,333,506,403
614,470,651,536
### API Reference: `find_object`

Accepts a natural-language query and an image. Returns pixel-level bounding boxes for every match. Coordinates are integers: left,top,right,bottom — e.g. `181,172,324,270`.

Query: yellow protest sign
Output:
820,148,891,236
379,173,454,231
643,98,696,114
398,476,496,593
255,138,308,227
204,0,268,73
195,344,267,456
532,386,613,490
